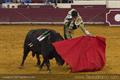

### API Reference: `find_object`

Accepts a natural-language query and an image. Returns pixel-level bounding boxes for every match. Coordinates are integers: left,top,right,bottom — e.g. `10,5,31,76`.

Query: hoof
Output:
39,66,42,71
35,64,40,67
67,69,71,73
48,69,51,73
18,66,24,69
36,63,41,66
39,68,42,71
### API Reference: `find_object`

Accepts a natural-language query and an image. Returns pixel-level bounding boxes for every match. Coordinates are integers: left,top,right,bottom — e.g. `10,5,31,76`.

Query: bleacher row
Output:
0,0,73,3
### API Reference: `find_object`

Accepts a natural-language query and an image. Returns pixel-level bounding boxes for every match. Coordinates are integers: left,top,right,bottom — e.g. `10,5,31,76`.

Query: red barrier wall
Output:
0,8,70,22
1,5,118,25
72,5,107,24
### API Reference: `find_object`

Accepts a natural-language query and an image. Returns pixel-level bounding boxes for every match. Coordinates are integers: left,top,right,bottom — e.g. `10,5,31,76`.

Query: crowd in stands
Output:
0,0,73,3
0,0,73,8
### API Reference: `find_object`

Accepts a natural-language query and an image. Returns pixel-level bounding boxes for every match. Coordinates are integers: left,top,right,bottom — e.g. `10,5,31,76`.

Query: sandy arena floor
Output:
0,24,120,79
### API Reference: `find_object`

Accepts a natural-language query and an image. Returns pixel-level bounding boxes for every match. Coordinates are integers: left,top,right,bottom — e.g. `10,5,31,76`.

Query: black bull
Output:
20,29,64,71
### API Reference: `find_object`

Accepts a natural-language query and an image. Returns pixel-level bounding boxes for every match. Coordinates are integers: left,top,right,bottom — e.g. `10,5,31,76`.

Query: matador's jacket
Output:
64,9,91,39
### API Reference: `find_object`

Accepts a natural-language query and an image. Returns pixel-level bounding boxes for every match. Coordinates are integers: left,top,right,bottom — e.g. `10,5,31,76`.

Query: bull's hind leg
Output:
19,47,30,68
36,54,41,66
39,58,51,72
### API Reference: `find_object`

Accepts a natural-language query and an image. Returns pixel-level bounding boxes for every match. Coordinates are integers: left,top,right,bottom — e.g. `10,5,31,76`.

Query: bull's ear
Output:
32,53,35,57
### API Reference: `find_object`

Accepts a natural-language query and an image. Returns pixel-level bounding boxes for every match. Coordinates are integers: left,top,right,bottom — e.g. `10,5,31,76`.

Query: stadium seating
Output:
32,0,44,3
21,0,32,3
4,0,12,3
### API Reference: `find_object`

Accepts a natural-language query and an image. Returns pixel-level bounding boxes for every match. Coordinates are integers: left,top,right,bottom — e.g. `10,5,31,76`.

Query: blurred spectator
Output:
0,0,3,8
17,0,19,2
32,0,43,3
4,0,12,3
63,0,73,3
12,0,17,3
68,0,73,3
0,0,3,3
45,0,53,4
21,0,32,3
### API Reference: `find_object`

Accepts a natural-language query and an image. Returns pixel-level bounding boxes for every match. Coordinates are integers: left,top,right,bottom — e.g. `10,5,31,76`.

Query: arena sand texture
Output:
0,24,120,79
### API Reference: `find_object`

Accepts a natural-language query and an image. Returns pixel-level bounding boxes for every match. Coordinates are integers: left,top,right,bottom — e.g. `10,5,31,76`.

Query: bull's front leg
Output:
45,59,51,72
39,60,45,70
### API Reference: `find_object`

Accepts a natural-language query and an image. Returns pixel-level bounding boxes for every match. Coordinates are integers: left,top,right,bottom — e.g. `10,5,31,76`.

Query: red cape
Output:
53,36,106,72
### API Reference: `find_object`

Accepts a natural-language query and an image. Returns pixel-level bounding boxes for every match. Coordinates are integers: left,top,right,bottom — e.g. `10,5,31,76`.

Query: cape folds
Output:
53,36,106,72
